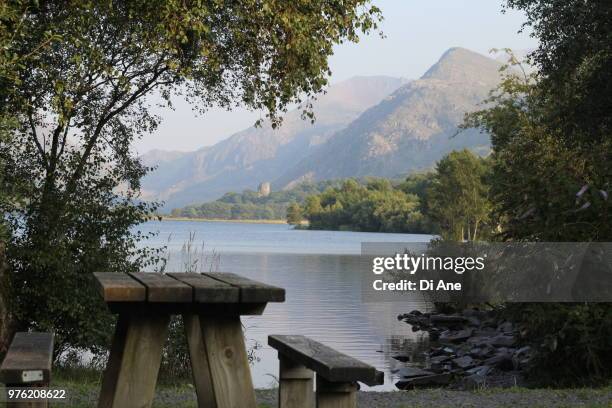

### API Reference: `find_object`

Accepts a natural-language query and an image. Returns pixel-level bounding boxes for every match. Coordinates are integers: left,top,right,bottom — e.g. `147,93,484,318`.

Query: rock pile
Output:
394,309,533,390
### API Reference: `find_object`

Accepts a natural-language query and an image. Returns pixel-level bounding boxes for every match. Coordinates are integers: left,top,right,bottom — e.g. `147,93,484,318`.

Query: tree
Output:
286,202,303,226
0,0,382,354
428,150,492,241
459,1,612,384
301,179,425,233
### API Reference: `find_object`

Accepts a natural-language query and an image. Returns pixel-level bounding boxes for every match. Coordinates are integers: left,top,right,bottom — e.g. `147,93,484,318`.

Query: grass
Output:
47,368,612,408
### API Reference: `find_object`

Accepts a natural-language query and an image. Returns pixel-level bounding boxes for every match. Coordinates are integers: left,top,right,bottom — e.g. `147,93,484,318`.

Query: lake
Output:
138,220,433,390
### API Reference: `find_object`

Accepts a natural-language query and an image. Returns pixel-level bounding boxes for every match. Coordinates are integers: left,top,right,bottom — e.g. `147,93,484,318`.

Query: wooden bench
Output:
0,332,54,408
268,335,383,408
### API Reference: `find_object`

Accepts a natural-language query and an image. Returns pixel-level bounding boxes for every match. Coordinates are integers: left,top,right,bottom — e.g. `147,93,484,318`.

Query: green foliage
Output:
503,303,612,386
170,180,341,220
303,178,426,233
286,202,304,226
0,0,381,355
459,1,612,385
427,150,493,241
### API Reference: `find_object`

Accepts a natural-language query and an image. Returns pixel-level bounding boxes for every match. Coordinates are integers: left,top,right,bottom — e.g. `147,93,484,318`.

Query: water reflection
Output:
140,221,434,390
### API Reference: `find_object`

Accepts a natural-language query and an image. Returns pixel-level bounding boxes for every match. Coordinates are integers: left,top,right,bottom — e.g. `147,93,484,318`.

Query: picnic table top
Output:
93,272,285,308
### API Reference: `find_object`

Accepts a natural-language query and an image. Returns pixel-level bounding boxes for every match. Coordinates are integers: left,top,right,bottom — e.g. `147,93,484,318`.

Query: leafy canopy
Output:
0,0,382,354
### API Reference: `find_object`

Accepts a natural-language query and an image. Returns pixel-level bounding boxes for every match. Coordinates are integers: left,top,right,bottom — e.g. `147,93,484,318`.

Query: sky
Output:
134,0,538,154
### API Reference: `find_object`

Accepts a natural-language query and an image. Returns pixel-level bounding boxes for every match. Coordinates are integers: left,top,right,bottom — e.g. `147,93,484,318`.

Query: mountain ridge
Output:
142,47,503,211
274,47,501,188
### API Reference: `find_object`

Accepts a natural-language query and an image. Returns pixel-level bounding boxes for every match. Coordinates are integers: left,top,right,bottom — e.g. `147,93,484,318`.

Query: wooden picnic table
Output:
93,272,285,408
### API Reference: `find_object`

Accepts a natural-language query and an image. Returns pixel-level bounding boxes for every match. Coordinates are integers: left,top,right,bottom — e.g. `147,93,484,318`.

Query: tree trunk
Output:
0,241,16,359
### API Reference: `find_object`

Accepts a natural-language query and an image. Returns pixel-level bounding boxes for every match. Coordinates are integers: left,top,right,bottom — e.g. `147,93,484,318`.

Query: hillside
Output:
140,76,406,209
274,47,501,187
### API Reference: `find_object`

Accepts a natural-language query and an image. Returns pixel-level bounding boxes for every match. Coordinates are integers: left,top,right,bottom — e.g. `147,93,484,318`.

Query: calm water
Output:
138,220,433,390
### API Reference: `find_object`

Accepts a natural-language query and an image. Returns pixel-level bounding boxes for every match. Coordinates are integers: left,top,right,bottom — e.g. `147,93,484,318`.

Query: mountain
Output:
140,76,406,209
274,47,502,187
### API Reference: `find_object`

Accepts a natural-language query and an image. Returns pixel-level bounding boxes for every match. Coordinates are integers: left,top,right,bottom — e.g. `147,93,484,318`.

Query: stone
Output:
463,373,487,389
430,314,467,326
491,334,516,347
439,328,473,344
398,367,434,378
430,355,451,364
473,328,498,337
392,355,410,363
512,346,532,370
484,351,514,370
452,355,475,369
498,321,514,333
428,328,441,341
467,336,493,347
465,365,493,376
473,345,496,358
395,373,452,389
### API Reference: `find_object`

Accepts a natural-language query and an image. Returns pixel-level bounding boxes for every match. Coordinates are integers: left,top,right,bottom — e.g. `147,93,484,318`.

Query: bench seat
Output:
269,334,383,386
0,332,54,385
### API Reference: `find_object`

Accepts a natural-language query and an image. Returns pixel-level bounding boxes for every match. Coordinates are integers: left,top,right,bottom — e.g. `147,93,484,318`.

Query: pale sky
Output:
134,0,537,154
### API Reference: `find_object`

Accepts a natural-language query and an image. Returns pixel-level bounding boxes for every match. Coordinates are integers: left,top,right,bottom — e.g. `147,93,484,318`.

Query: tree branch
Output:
27,111,48,170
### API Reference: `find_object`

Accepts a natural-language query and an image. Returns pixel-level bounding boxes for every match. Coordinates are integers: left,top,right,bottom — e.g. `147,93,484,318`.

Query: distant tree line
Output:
169,180,342,220
288,149,492,237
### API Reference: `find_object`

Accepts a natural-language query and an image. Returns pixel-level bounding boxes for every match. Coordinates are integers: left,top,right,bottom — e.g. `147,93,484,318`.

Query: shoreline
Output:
158,216,289,224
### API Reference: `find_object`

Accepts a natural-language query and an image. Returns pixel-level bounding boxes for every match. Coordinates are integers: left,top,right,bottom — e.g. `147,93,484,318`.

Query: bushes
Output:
504,303,612,386
304,179,426,233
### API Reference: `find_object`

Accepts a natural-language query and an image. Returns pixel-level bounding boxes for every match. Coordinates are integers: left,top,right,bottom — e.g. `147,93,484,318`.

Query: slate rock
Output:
392,355,410,363
498,321,514,333
465,365,493,376
452,355,476,369
430,355,451,364
430,314,468,325
463,373,487,389
398,367,434,378
439,328,473,344
491,334,516,347
484,351,514,370
395,373,452,389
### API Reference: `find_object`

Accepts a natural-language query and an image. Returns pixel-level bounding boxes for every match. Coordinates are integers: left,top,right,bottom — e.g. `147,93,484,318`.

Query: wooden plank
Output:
316,374,358,408
183,314,218,408
93,272,146,302
0,332,54,385
107,302,267,316
268,335,382,384
97,313,169,408
278,356,314,408
97,315,130,408
198,316,257,408
129,272,193,303
205,273,285,303
168,273,239,303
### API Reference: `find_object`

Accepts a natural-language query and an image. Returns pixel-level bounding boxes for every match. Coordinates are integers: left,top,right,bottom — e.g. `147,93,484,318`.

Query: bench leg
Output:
185,314,257,408
315,375,358,408
278,356,314,408
97,313,169,408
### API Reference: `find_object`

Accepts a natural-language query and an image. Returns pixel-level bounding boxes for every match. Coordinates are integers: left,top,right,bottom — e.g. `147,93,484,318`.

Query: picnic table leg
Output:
278,356,314,408
315,375,358,408
183,314,217,408
97,312,169,408
184,314,257,408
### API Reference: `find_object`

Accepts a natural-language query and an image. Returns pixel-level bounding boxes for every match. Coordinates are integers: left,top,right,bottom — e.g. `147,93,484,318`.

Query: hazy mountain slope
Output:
275,48,502,187
140,76,406,209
